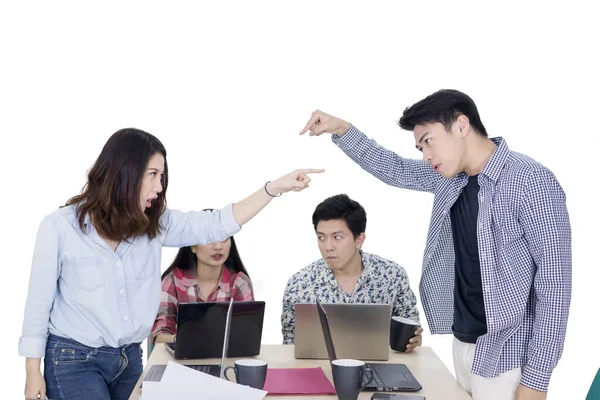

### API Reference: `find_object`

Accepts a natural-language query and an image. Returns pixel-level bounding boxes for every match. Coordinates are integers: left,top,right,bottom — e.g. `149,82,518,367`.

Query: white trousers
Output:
453,337,522,400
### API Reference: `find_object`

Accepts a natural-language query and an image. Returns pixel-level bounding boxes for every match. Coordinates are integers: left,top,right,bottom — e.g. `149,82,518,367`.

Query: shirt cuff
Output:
221,203,242,236
520,364,552,392
18,336,47,358
331,125,363,149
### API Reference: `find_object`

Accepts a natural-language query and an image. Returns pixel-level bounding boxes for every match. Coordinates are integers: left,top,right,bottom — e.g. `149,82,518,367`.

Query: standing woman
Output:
19,128,322,400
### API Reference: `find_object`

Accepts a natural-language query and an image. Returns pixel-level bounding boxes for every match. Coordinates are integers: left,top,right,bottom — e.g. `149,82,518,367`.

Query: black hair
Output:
312,194,366,238
161,210,248,280
398,89,488,137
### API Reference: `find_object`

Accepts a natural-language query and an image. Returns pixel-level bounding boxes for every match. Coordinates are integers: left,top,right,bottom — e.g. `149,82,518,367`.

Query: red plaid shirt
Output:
151,266,254,340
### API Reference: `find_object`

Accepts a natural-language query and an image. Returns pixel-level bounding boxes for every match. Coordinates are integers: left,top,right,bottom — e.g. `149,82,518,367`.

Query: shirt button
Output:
120,289,125,295
116,262,121,267
124,316,129,321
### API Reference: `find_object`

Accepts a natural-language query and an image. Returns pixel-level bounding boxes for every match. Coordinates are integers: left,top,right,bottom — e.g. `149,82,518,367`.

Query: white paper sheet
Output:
141,361,267,400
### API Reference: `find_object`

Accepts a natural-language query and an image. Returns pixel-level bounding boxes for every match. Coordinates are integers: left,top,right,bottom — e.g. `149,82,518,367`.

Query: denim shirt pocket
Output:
63,255,106,292
128,243,158,281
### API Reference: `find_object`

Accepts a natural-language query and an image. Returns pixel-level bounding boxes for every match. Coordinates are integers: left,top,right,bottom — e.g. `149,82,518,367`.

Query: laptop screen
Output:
175,300,265,360
315,299,337,363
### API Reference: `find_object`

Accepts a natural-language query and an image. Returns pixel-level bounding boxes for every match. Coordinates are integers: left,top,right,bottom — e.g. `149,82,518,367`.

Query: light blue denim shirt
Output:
19,204,241,358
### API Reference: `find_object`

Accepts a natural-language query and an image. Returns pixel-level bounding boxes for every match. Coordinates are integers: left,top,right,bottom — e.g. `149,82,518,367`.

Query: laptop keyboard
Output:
145,364,220,382
186,364,220,377
145,366,165,381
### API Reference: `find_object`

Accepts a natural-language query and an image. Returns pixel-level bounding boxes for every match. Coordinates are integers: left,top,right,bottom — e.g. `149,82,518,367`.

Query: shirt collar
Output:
177,265,231,291
83,213,92,230
479,137,510,183
69,205,91,230
322,250,370,286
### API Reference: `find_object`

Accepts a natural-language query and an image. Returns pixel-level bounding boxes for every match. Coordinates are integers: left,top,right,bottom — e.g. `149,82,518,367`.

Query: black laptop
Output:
143,297,236,383
316,298,422,392
165,300,265,360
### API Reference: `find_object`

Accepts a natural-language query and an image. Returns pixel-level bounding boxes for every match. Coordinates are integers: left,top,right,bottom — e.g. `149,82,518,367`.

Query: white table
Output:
129,344,472,399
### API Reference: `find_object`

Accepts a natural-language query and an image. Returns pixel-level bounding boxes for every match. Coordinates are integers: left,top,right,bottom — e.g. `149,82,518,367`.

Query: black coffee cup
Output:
331,359,374,400
390,316,420,352
224,359,268,389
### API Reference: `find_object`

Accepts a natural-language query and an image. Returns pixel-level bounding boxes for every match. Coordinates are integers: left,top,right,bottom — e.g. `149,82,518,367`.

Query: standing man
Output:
299,89,571,400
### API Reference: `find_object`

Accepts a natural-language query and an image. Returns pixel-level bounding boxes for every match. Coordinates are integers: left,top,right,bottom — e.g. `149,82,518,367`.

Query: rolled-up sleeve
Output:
160,204,241,247
19,216,60,358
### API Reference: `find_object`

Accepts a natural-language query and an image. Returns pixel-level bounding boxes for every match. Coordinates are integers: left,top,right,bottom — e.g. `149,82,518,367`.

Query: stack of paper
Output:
140,361,267,400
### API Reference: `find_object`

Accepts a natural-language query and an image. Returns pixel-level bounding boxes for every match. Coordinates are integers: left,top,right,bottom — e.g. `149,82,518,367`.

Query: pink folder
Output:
263,367,336,395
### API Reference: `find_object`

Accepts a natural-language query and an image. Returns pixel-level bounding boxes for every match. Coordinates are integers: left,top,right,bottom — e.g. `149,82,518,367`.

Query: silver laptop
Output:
294,302,392,361
143,297,234,383
316,298,422,392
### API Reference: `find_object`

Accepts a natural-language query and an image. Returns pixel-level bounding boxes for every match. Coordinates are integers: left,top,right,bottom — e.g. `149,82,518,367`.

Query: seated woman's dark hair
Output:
161,209,248,280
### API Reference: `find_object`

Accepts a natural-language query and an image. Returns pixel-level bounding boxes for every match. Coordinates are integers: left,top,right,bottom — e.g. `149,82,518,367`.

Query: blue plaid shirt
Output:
332,126,572,392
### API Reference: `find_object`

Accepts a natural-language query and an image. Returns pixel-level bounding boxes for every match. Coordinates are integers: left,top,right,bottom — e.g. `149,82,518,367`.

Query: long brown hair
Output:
66,128,169,241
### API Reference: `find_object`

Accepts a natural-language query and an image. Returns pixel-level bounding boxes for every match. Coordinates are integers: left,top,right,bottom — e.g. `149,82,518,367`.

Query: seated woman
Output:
152,233,253,344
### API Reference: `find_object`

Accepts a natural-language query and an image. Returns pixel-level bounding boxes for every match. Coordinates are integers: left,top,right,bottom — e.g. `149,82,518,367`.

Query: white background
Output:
1,1,598,399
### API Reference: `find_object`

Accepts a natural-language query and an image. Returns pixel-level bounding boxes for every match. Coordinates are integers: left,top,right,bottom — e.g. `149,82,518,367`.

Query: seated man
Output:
281,194,422,349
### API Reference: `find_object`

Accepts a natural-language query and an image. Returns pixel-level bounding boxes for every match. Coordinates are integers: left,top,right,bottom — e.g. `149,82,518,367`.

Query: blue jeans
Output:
44,334,143,400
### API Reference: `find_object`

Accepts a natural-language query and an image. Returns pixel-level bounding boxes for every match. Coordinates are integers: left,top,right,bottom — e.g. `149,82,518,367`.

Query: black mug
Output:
390,316,420,352
331,359,374,400
224,359,268,389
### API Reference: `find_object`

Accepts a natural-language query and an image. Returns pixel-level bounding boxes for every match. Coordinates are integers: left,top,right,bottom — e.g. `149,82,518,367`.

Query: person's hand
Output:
24,370,45,400
267,169,325,195
514,384,547,400
405,327,423,352
299,110,352,137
